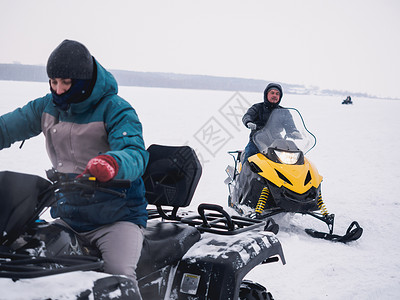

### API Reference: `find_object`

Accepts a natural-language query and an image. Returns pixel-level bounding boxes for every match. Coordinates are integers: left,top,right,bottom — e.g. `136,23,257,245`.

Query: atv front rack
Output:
180,203,272,235
146,203,276,235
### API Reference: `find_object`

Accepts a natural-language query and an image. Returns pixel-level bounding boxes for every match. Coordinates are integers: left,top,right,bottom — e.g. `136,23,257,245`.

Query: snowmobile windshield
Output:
253,108,316,155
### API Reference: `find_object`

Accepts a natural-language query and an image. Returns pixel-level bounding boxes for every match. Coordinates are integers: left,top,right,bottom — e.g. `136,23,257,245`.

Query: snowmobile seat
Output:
143,144,202,220
136,221,201,277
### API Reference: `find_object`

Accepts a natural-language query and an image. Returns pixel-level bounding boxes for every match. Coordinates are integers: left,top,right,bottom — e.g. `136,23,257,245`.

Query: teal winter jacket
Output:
0,60,149,230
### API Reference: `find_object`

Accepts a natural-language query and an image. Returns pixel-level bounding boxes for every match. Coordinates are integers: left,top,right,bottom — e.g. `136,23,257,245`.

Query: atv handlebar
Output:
47,168,131,188
181,203,267,235
46,169,131,198
71,176,131,189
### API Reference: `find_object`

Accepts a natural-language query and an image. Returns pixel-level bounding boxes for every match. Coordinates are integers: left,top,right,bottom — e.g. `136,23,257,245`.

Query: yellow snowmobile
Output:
226,108,362,242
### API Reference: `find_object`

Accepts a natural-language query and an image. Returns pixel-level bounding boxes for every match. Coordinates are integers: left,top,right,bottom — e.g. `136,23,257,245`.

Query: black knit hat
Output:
47,40,94,80
264,83,283,102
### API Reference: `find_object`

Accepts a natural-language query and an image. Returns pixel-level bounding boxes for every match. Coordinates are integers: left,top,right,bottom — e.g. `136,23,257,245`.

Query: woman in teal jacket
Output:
0,40,149,296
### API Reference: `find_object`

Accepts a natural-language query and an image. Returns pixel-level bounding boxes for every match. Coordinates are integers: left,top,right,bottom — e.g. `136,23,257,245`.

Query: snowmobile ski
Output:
305,221,363,243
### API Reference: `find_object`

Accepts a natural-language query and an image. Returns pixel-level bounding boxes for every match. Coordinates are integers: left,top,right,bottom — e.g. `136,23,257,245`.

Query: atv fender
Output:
170,230,285,300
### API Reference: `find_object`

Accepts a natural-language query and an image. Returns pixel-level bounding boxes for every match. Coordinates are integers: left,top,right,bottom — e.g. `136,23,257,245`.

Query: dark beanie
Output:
47,40,94,80
264,83,283,102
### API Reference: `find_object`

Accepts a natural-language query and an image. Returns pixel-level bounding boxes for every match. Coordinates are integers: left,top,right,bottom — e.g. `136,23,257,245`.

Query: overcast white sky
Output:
1,0,399,98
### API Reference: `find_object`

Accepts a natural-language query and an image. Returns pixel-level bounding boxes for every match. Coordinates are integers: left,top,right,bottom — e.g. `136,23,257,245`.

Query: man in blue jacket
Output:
0,40,149,296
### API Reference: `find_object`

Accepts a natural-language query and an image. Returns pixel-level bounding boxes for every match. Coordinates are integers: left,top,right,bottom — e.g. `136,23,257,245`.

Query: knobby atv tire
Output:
239,280,274,300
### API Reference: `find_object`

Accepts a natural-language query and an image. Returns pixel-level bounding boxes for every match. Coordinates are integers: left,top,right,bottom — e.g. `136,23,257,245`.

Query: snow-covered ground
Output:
0,80,399,299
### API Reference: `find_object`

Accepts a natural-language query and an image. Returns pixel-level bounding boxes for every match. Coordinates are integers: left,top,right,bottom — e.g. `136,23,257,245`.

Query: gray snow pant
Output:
55,220,144,296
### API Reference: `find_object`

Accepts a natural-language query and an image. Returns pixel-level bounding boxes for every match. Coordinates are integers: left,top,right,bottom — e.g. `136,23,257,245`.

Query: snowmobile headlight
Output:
274,150,300,164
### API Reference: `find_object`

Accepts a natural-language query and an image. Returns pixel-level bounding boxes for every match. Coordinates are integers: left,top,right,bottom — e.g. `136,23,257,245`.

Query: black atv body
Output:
0,144,285,300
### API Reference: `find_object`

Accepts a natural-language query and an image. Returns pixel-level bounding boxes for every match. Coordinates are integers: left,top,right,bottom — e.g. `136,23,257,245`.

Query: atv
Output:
0,144,285,300
225,108,363,243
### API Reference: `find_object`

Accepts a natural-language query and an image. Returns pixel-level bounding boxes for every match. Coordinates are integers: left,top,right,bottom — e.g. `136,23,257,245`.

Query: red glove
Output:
80,155,119,182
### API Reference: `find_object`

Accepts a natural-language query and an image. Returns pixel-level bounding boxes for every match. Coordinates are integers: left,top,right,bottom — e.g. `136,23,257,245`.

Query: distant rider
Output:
343,96,352,104
242,82,300,162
